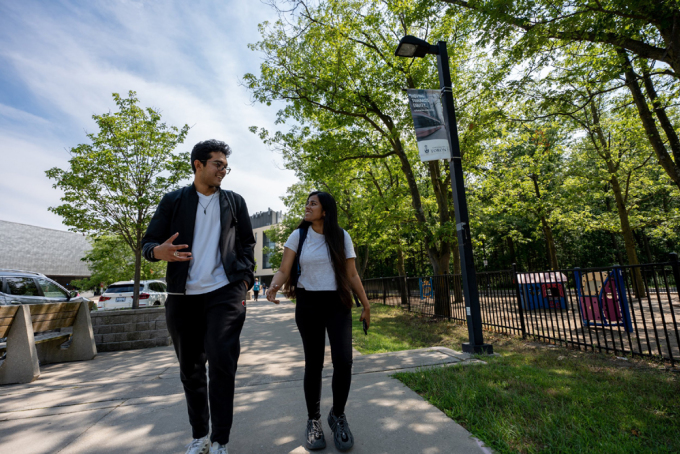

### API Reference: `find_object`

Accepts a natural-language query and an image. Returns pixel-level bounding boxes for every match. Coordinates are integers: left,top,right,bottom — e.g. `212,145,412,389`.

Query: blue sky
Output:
0,0,295,231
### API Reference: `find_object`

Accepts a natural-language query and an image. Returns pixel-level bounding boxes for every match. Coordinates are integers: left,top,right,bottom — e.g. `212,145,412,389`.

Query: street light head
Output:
395,43,419,57
394,35,438,58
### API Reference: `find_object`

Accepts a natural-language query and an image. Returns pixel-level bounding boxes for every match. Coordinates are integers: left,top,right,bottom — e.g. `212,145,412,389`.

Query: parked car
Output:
98,280,168,310
0,269,95,309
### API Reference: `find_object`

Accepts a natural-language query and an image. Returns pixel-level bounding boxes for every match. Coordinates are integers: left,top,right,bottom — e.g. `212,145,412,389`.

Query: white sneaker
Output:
185,436,210,454
210,442,228,454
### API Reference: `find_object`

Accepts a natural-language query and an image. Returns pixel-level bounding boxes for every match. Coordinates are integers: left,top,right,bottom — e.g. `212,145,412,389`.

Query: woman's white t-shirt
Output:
283,227,356,291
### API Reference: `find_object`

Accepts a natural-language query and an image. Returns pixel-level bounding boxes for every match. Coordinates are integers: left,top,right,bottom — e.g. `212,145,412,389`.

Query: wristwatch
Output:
149,246,156,260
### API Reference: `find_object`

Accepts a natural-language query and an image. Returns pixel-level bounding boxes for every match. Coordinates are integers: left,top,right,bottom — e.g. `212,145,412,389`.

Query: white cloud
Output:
0,0,296,231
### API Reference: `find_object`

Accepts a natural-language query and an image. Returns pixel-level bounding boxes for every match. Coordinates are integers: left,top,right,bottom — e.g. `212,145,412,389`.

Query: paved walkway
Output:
0,299,491,453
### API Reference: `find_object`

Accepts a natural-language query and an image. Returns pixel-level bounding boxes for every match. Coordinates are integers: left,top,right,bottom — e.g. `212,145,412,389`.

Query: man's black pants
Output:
166,282,247,445
295,288,353,420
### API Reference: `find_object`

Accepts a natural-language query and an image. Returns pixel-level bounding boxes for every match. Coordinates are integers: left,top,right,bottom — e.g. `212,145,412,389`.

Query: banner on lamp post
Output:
407,89,450,162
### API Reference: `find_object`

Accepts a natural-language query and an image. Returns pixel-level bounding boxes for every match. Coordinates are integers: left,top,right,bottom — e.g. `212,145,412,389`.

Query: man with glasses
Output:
142,139,255,454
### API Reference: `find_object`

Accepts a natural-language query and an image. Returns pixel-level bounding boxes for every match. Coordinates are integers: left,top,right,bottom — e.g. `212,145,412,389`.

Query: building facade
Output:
250,209,283,287
0,220,91,287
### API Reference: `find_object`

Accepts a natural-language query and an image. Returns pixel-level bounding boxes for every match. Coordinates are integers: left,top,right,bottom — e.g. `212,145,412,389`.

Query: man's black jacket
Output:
141,184,256,294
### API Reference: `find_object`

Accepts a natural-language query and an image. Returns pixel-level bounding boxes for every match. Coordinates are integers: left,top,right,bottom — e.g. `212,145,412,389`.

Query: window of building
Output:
262,233,276,269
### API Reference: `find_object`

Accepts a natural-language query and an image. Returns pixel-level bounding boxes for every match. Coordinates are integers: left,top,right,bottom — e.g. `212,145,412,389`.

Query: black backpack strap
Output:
223,190,238,226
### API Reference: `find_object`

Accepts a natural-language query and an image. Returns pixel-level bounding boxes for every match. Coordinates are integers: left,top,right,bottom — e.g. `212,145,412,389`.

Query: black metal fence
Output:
362,254,680,365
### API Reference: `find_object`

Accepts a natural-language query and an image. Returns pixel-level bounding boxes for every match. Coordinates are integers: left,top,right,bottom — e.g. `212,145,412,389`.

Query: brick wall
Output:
90,307,172,352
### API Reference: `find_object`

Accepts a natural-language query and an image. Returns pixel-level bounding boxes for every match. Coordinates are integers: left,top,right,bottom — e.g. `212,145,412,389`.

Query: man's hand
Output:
153,233,192,262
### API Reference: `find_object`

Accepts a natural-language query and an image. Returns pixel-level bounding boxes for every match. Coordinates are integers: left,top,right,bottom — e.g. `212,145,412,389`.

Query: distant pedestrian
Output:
142,139,255,454
266,191,370,452
253,278,260,301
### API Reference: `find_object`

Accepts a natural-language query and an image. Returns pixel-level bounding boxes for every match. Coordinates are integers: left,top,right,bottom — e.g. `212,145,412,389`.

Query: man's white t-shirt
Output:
283,226,356,291
185,191,229,295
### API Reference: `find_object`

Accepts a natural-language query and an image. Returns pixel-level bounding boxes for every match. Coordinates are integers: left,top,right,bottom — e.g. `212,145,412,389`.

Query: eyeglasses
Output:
200,160,231,174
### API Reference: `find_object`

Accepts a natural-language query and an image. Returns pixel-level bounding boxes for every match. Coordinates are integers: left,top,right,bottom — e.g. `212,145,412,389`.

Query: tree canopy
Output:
47,91,190,307
247,0,679,278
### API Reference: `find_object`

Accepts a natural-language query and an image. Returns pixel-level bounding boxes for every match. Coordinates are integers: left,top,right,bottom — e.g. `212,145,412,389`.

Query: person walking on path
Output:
142,139,256,454
253,278,261,301
266,191,371,452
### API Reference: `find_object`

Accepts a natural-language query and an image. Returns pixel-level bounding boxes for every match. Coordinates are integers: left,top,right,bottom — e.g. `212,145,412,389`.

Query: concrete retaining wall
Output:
90,307,172,352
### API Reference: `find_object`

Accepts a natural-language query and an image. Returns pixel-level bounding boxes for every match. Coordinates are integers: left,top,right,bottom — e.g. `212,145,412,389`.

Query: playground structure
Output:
419,277,434,300
574,269,634,333
517,272,567,310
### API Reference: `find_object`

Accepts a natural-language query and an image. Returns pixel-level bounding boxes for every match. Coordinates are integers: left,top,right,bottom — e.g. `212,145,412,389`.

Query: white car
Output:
98,280,168,310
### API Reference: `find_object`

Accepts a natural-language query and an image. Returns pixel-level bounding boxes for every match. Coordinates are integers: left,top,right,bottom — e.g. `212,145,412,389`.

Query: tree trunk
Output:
506,237,514,267
429,253,451,318
450,236,463,304
530,175,559,270
641,231,654,264
609,232,626,265
619,49,680,192
388,137,453,316
610,175,646,296
357,245,369,278
540,217,559,270
642,69,680,169
396,244,409,309
451,236,461,274
635,230,655,264
589,100,646,297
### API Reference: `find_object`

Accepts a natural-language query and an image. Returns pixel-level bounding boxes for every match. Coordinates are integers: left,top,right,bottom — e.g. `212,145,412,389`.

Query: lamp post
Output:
395,36,492,354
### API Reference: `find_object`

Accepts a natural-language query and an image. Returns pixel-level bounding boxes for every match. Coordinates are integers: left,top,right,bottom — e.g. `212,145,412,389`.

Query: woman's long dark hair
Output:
285,191,353,309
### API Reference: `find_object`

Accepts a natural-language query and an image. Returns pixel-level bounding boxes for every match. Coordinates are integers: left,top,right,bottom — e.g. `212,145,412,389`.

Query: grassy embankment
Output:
350,304,680,454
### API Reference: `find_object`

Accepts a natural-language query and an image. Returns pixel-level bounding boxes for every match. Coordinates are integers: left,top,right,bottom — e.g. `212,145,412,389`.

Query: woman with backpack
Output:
265,191,370,452
253,278,261,301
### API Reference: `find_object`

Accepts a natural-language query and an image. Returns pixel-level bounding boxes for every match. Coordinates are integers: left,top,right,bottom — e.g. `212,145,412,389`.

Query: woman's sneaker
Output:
209,442,228,454
305,418,326,450
185,436,210,454
327,407,354,452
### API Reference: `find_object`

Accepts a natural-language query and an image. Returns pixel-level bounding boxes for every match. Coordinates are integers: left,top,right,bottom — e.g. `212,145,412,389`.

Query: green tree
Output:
472,122,569,270
442,0,680,191
72,235,166,290
246,0,507,315
46,91,190,308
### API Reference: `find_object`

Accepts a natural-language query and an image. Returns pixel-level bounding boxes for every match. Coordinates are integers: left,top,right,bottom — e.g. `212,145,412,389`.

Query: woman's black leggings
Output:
295,288,353,420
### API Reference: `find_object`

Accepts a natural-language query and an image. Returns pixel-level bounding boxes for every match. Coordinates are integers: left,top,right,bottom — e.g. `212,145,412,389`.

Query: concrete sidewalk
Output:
0,299,491,454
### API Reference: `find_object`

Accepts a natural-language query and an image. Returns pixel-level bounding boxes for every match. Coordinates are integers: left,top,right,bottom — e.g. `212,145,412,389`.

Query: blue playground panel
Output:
574,268,633,332
419,278,434,300
518,273,567,310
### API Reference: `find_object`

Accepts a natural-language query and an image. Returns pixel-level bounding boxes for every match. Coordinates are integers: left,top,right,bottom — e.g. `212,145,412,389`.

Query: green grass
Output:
351,304,680,453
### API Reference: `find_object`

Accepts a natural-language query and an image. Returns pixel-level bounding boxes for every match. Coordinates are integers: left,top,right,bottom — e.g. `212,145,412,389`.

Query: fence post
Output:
512,263,527,339
671,253,680,299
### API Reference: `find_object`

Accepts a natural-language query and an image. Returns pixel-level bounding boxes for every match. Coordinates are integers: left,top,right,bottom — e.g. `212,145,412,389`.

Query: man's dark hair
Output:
190,139,232,173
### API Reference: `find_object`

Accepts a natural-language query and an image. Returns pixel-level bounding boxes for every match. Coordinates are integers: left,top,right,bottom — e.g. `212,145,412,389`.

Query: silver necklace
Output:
198,191,217,215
